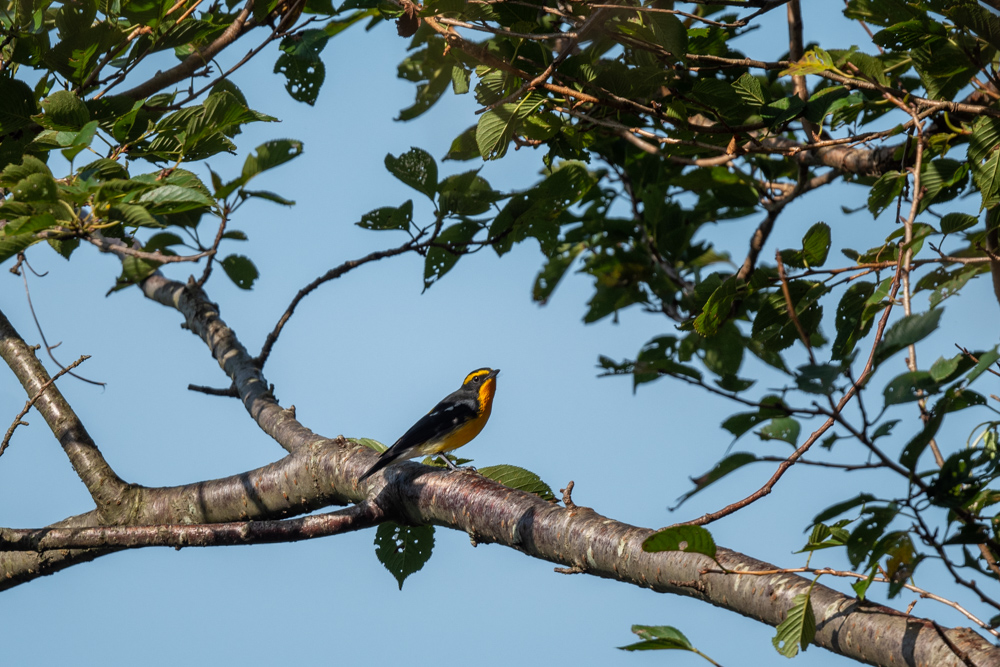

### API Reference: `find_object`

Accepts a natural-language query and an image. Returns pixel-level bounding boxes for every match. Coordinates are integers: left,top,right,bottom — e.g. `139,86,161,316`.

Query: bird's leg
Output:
435,455,478,473
437,454,461,471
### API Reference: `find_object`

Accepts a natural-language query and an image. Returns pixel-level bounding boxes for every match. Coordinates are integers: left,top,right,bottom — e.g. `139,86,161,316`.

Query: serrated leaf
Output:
220,254,258,289
733,73,767,106
619,625,696,652
476,95,545,160
883,371,937,407
120,254,162,282
867,170,904,218
874,310,943,367
759,417,800,446
643,525,716,560
478,464,555,501
385,147,437,200
967,348,1000,384
929,354,962,382
373,521,434,589
355,437,388,453
240,139,303,182
137,184,214,214
772,593,815,658
357,200,413,231
424,221,480,289
814,493,876,524
780,47,835,77
940,212,978,234
674,452,758,507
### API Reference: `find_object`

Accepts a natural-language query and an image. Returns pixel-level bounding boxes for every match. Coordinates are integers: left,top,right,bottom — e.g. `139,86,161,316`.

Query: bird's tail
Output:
359,451,398,482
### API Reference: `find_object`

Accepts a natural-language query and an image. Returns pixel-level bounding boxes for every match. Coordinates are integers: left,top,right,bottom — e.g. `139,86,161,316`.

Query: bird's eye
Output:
472,375,481,383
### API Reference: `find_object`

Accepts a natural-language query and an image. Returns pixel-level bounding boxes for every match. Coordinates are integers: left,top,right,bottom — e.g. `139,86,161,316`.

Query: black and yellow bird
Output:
360,368,500,481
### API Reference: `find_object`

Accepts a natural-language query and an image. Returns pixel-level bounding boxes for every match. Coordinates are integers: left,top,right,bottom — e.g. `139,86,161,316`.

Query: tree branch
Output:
0,309,129,507
119,0,256,100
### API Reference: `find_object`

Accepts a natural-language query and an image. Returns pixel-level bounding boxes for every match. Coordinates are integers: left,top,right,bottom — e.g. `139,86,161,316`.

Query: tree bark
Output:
1,276,997,667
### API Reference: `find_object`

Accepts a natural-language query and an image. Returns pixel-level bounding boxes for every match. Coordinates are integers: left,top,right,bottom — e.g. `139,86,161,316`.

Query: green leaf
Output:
830,282,875,361
476,94,545,160
274,53,326,105
385,147,438,200
138,184,215,214
47,237,79,260
795,363,842,395
0,78,38,135
643,525,716,560
424,221,481,289
0,155,52,187
780,47,835,77
619,625,696,652
355,437,388,453
813,493,876,524
883,371,937,407
10,172,58,201
967,348,1000,384
874,309,943,367
478,465,556,501
772,593,815,658
533,244,583,303
39,90,90,129
120,254,162,283
852,566,878,599
781,222,831,268
940,212,978,234
242,190,296,206
969,116,1000,165
929,354,962,382
867,170,904,218
373,521,435,589
733,73,767,106
444,125,480,161
239,139,303,184
759,417,800,446
674,452,758,507
356,200,413,231
693,275,744,336
0,230,42,264
144,232,184,253
220,254,259,289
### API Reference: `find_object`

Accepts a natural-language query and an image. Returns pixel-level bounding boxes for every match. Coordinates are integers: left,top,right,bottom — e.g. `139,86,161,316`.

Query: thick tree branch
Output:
0,502,381,550
140,274,318,454
0,309,129,508
1,275,996,666
119,0,255,100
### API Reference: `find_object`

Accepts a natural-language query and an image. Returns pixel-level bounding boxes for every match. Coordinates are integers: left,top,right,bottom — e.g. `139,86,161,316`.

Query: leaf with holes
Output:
221,254,259,290
385,147,438,200
772,593,816,658
642,525,716,560
374,521,435,589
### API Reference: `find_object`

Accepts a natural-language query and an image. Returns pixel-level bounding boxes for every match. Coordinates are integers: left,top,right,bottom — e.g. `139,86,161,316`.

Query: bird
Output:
359,368,500,481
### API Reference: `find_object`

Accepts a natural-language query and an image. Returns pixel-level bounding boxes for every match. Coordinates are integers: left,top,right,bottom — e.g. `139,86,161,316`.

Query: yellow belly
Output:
422,408,491,455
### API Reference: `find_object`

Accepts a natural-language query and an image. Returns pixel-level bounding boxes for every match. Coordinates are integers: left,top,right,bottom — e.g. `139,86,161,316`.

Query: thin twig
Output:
682,260,906,528
702,565,999,639
775,250,816,364
13,254,105,387
1,355,91,457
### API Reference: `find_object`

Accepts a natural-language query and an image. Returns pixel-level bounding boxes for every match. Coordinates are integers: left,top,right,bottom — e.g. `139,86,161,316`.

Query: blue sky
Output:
2,3,998,666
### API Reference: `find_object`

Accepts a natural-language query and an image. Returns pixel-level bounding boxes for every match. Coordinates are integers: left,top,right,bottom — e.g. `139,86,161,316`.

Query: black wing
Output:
359,394,477,480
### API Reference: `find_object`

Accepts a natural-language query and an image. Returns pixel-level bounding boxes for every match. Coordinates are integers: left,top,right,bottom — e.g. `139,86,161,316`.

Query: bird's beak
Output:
488,368,500,379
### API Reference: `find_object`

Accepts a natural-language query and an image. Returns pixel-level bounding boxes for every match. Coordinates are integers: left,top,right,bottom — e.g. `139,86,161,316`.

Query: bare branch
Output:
0,309,127,506
2,354,90,458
